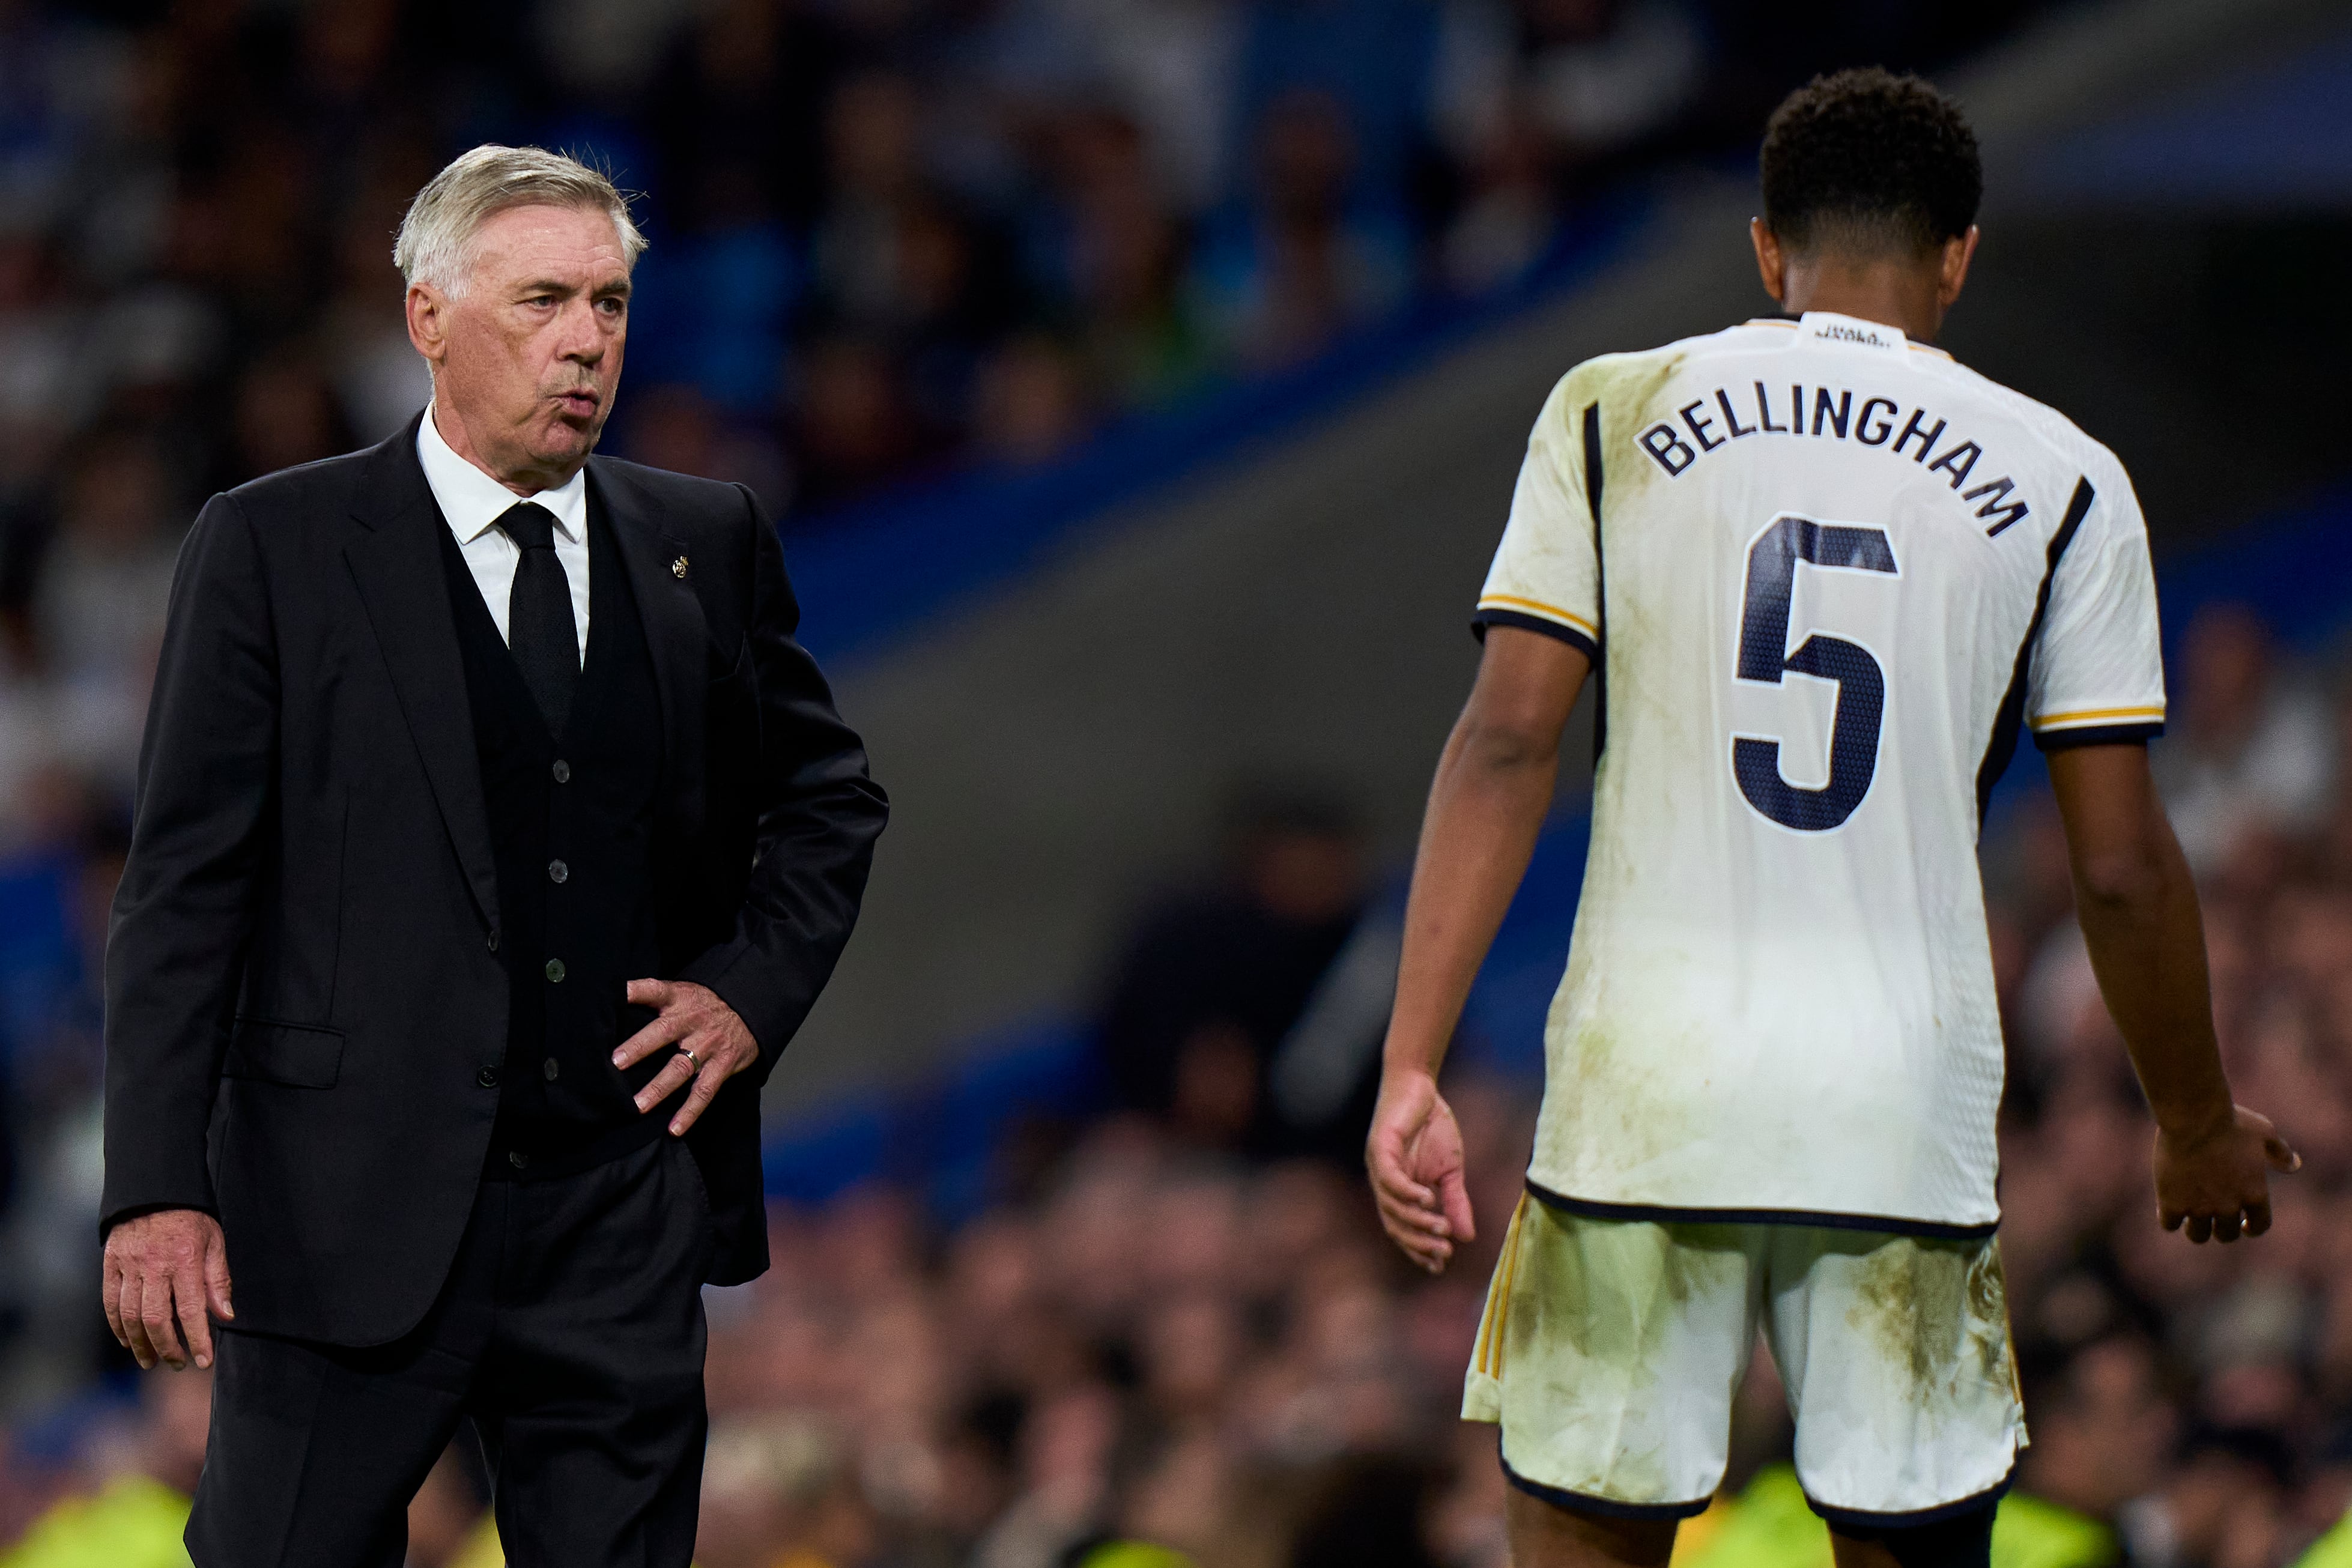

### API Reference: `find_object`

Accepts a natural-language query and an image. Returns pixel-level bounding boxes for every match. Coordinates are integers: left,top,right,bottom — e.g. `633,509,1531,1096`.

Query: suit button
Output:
548,859,568,885
477,1065,500,1088
543,1058,560,1082
508,1151,529,1170
486,929,500,952
552,758,571,784
545,958,566,983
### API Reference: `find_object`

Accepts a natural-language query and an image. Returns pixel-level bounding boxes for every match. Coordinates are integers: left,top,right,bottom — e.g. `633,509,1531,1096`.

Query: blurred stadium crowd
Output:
4,593,2350,1566
0,0,2041,844
5,0,2344,1563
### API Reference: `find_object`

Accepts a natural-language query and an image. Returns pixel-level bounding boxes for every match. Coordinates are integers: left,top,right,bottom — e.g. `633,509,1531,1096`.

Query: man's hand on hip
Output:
103,1208,233,1371
616,979,761,1136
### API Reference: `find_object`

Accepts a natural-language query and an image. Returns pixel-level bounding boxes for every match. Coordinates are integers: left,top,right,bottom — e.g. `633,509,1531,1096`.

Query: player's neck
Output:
1777,256,1947,344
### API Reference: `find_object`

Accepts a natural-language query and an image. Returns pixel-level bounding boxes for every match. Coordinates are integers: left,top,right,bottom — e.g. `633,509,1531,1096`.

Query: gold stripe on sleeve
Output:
1478,595,1600,639
2029,705,2166,730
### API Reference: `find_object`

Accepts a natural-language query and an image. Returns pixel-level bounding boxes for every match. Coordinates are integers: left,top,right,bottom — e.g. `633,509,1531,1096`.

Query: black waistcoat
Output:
436,506,674,1178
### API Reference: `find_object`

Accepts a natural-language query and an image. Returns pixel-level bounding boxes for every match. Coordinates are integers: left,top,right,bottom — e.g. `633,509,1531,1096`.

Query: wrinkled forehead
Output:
464,202,631,288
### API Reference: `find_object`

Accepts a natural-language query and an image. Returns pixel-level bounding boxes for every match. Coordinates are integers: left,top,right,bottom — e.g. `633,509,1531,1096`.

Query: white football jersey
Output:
1478,310,2165,1234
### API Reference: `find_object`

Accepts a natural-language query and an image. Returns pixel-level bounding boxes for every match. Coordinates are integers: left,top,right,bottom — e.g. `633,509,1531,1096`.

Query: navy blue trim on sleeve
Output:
1473,608,1599,661
2033,721,2164,752
1583,401,1609,764
1975,476,2097,825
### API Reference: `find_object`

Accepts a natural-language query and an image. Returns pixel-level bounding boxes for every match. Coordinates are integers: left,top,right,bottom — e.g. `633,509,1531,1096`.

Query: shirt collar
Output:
1794,310,1910,356
416,402,590,546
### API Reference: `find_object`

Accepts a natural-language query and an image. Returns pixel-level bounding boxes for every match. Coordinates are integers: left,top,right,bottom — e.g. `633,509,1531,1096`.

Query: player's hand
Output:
103,1208,234,1371
2154,1103,2298,1243
616,979,760,1136
1367,1068,1476,1274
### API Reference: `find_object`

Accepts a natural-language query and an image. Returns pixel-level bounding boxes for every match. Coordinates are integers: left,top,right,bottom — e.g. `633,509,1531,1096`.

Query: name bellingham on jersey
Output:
1637,374,2034,539
1475,310,2166,1237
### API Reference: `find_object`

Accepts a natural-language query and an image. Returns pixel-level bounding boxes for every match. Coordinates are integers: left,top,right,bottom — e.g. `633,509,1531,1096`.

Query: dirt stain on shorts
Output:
1844,1237,2012,1413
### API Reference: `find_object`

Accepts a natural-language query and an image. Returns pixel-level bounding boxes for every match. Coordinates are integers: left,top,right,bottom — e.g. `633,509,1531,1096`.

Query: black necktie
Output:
496,501,578,735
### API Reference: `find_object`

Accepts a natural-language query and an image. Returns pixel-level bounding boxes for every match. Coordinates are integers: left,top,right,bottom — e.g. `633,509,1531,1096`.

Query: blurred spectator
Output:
790,335,925,511
2154,604,2338,873
696,1413,876,1568
227,347,356,483
1234,0,1439,210
317,164,436,443
1192,91,1414,372
646,0,846,233
0,234,91,495
404,1443,501,1568
1095,790,1371,1157
1432,0,1706,180
26,430,180,806
1056,0,1240,217
1032,108,1207,408
972,334,1096,468
1,808,124,1413
0,1367,206,1567
623,383,795,517
1438,108,1559,295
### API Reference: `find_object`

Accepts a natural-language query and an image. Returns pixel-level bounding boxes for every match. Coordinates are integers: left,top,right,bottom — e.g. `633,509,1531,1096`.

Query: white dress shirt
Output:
417,404,592,662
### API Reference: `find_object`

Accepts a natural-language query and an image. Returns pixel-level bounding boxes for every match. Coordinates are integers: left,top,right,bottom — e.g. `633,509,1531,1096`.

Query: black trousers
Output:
188,1137,713,1568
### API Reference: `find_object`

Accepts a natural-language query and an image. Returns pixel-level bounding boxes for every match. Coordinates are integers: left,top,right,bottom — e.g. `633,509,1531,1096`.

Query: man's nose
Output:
556,298,608,362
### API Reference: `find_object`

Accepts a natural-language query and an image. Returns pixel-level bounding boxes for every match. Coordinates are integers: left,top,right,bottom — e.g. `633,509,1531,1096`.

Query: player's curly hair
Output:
1760,68,1981,258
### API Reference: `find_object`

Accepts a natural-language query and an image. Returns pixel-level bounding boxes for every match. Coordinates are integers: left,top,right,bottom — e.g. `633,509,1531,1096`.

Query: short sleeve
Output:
2026,468,2166,750
1474,375,1601,659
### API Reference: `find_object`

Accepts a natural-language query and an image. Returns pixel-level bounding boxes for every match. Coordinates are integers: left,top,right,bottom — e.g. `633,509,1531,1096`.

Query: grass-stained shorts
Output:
1462,1193,2025,1527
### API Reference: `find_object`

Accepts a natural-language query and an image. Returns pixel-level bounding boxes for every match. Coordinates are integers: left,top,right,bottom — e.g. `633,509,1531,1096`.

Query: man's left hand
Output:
615,979,761,1136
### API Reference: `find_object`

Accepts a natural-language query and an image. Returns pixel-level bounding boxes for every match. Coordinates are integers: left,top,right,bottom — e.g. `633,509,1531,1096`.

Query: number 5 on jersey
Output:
1732,516,1900,833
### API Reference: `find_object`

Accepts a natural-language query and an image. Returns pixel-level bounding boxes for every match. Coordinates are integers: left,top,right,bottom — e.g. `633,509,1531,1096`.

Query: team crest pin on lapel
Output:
671,555,689,579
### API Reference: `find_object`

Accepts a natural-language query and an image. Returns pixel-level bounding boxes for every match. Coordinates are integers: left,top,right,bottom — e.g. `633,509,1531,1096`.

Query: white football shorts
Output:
1462,1194,2025,1527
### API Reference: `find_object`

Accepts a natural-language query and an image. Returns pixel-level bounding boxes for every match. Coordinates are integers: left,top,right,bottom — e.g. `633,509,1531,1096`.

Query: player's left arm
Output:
2028,459,2294,1242
1369,626,1589,1273
2049,743,2297,1242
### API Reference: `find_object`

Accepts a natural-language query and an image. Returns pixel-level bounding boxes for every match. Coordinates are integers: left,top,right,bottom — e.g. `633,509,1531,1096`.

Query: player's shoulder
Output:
1918,354,2131,491
1526,328,1720,437
1539,321,1798,417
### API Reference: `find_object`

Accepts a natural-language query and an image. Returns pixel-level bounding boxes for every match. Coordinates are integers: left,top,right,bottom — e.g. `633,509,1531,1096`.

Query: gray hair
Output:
392,144,647,296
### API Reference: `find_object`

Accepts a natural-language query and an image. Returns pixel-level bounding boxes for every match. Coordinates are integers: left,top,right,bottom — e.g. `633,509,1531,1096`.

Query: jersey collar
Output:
1749,311,1954,361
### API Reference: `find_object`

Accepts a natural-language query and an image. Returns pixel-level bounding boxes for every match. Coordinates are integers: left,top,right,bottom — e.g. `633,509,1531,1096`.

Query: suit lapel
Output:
589,459,706,832
342,417,502,935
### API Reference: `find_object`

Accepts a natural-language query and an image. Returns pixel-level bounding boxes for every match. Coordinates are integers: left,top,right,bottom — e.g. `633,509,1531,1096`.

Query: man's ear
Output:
1750,219,1787,307
1938,226,1980,308
405,283,449,368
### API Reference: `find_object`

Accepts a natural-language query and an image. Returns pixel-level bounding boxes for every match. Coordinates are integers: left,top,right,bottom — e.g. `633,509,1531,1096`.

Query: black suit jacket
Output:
101,417,888,1346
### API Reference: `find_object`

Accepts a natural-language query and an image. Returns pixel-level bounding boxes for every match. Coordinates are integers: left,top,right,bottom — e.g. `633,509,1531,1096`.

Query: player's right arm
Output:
2047,743,2297,1243
1372,371,1598,1272
1369,626,1589,1273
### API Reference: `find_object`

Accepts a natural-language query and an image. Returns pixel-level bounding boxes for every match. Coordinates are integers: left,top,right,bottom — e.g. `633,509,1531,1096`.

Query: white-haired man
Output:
99,145,889,1566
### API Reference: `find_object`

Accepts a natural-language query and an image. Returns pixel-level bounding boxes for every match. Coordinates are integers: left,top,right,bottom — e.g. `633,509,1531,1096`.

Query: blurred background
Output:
2,0,2350,1562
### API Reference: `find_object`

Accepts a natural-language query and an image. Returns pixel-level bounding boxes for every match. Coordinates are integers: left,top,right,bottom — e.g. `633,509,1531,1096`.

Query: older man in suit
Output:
99,145,889,1567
